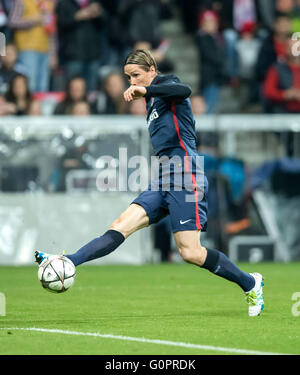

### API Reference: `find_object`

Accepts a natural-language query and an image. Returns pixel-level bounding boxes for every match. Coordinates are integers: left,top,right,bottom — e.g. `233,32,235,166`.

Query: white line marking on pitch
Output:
0,327,292,355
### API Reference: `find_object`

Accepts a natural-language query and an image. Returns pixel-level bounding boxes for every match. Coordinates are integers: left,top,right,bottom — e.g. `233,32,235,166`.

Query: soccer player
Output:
35,50,264,317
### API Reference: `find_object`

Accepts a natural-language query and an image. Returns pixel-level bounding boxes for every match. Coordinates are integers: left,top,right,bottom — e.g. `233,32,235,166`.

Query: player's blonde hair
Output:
124,49,158,72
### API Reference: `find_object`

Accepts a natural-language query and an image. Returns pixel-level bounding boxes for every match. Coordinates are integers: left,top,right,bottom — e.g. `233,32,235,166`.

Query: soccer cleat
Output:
35,250,68,266
245,272,264,317
34,251,51,265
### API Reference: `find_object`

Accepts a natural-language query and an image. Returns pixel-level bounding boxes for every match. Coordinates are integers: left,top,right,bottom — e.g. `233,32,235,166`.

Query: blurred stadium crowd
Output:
0,0,300,261
0,0,300,116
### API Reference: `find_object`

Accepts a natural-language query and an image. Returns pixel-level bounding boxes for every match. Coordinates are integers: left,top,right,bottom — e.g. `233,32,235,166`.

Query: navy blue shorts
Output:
132,182,208,233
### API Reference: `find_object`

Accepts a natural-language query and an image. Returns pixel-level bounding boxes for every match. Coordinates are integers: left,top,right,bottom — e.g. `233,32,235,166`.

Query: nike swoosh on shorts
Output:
180,219,192,224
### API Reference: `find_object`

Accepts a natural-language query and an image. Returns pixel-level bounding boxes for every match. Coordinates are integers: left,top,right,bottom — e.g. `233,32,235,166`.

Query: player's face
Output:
124,64,157,87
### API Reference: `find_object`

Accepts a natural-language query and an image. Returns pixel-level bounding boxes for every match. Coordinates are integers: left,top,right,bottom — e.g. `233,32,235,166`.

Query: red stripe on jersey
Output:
171,102,201,230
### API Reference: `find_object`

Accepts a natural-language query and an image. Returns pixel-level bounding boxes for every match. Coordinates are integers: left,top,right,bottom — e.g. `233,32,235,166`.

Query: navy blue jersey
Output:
144,74,197,158
132,74,208,232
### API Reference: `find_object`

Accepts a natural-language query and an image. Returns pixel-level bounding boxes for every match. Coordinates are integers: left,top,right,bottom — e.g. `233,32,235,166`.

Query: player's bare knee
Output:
179,248,197,264
179,246,207,266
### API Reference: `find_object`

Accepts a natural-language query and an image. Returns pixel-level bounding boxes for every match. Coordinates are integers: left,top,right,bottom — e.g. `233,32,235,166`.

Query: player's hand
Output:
123,86,147,102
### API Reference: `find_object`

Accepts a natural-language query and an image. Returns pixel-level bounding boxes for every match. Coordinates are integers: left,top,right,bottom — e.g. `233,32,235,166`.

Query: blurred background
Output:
0,0,300,266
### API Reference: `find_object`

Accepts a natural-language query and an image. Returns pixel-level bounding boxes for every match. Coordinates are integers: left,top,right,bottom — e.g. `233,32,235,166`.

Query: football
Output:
38,256,76,293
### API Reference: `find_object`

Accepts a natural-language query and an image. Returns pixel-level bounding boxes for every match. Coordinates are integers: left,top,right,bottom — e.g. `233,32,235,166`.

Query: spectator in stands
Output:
263,38,300,113
71,100,91,116
236,21,262,107
91,71,129,114
9,0,56,92
236,22,261,81
217,0,258,87
55,0,106,91
0,42,27,95
195,10,227,114
118,0,165,49
53,75,88,115
3,73,33,115
255,14,292,99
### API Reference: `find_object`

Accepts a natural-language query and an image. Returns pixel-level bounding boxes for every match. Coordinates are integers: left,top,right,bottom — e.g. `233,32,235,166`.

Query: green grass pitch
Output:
0,262,300,355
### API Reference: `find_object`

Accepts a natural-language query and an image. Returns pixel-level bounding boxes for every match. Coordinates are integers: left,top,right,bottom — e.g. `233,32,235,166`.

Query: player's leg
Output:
167,185,264,316
173,229,264,316
174,230,255,291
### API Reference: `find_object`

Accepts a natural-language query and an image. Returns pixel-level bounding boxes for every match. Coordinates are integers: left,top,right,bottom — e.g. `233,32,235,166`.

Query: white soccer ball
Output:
38,255,76,293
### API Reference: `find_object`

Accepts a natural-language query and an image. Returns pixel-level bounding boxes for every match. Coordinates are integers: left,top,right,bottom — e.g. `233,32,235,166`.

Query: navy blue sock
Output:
66,230,125,266
201,248,255,292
